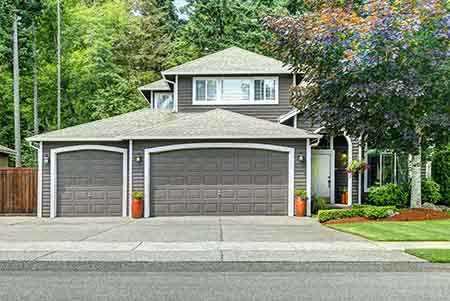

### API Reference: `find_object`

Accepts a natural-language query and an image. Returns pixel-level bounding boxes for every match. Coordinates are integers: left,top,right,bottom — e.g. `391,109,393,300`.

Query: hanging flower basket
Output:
346,160,368,176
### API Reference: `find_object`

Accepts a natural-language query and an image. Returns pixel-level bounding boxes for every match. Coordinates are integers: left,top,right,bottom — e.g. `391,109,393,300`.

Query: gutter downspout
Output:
29,141,42,217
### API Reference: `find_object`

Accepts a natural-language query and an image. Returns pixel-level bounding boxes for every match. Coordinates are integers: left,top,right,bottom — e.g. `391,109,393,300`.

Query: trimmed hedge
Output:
318,205,396,223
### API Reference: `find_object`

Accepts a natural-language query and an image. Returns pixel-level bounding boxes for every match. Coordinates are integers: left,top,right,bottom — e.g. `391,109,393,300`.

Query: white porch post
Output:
306,139,312,216
345,136,353,206
128,140,133,217
358,138,362,205
37,142,43,218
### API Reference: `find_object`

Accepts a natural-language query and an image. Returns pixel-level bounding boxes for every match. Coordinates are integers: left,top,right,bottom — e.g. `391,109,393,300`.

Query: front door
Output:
311,150,334,203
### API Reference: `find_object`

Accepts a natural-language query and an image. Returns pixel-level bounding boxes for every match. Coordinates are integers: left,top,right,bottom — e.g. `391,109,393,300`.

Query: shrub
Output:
312,196,327,214
432,145,450,205
367,183,408,207
421,179,442,204
318,205,396,223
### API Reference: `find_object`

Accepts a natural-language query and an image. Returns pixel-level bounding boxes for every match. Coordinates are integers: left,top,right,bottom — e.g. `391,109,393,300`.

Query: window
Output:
255,79,276,101
364,150,409,191
154,92,174,109
193,77,278,105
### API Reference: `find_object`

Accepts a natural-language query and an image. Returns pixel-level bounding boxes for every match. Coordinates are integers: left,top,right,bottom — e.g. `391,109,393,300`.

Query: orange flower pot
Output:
132,198,143,218
340,192,348,205
295,196,306,217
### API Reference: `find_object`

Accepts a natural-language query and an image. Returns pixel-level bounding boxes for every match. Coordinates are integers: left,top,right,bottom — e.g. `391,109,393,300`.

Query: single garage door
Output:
57,150,123,217
150,148,289,216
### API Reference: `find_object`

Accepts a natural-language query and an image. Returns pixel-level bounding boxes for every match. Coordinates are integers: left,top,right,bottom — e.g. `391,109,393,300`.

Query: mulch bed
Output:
384,208,450,222
324,208,450,225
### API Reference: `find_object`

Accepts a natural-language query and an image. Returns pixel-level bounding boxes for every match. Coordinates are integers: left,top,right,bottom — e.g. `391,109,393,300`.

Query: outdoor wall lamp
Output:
135,153,142,163
297,152,305,163
43,153,49,165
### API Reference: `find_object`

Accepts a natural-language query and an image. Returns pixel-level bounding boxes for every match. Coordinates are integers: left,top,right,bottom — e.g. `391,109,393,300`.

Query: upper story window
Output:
193,77,278,105
154,92,174,109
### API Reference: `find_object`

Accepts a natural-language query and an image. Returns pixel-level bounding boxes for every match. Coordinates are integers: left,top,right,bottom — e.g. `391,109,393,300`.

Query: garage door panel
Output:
150,148,288,216
57,150,123,217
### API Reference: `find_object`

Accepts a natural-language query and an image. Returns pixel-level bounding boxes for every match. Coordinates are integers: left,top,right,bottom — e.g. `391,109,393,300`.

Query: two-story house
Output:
27,47,416,218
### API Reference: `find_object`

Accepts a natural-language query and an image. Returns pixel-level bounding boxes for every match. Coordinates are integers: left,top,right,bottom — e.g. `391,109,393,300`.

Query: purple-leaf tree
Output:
265,0,449,208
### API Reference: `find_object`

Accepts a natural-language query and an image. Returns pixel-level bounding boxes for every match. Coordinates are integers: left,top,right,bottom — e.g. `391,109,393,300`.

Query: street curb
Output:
0,261,449,272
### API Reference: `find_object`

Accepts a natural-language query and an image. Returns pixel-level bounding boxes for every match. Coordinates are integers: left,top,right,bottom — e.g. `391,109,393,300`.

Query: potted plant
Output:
295,189,307,216
346,160,368,176
340,187,348,205
132,192,144,218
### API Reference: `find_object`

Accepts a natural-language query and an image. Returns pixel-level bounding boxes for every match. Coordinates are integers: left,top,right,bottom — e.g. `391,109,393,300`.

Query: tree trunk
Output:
33,20,38,135
410,147,422,208
12,13,21,167
57,0,61,129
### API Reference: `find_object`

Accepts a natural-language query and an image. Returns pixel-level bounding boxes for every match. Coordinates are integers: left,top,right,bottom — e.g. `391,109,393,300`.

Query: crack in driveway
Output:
78,220,136,241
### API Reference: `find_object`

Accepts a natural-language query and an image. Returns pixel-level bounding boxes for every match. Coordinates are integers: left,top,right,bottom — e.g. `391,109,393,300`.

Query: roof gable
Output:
162,47,291,75
128,109,319,139
27,109,319,142
138,79,171,91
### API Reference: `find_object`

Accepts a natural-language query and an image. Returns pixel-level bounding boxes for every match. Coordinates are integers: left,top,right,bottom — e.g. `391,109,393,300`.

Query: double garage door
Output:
150,148,289,216
56,147,289,217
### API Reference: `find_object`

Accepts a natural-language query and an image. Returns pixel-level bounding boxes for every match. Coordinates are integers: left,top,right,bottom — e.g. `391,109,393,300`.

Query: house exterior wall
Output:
41,139,307,217
176,74,293,122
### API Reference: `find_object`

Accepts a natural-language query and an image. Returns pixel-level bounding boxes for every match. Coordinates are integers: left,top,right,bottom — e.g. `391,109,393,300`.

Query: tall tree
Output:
12,11,21,167
56,0,61,129
265,0,449,207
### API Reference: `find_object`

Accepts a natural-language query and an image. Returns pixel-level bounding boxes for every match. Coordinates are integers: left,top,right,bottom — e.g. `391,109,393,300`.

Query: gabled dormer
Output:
139,47,295,122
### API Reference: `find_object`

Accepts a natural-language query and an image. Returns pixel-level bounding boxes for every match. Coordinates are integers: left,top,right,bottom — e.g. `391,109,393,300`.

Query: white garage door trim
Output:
50,145,128,218
144,143,295,218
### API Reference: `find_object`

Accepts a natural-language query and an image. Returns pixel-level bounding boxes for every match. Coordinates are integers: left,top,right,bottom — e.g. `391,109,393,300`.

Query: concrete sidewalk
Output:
0,240,443,262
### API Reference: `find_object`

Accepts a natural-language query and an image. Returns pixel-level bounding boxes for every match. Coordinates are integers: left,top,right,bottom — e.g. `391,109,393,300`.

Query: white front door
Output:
311,150,335,203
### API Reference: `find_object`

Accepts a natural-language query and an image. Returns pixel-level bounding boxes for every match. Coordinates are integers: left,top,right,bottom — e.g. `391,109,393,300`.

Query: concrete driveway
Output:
0,216,363,242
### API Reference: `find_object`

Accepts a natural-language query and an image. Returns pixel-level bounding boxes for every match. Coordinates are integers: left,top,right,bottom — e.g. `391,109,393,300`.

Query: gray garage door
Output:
57,150,123,217
150,148,289,216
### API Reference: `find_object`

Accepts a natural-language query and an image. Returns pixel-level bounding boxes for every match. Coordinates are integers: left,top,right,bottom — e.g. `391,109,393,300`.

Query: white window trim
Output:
192,77,279,105
144,143,295,218
49,145,128,218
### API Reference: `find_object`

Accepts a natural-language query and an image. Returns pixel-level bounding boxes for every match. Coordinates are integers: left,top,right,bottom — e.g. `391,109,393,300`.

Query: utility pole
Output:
12,12,21,167
57,0,61,129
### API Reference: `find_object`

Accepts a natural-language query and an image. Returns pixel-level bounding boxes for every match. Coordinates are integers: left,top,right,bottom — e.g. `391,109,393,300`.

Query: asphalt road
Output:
0,265,449,301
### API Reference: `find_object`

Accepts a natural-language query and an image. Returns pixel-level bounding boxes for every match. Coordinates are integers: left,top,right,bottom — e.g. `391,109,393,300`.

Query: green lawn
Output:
406,249,450,263
327,219,450,241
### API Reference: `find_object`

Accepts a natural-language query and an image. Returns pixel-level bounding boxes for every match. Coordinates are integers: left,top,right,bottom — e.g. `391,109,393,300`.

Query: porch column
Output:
306,138,312,216
345,136,353,206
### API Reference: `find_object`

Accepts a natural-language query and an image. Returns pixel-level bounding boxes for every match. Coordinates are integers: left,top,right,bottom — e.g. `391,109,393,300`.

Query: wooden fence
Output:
0,168,37,214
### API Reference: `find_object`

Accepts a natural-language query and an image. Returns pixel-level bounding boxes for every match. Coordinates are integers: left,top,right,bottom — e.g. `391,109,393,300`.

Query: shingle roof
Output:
27,109,319,142
128,109,319,139
162,47,291,75
138,79,171,91
26,109,182,141
0,145,16,155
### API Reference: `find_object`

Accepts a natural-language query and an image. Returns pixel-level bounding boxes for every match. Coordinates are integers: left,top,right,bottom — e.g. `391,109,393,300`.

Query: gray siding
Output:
41,141,128,217
177,75,293,122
